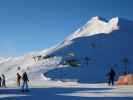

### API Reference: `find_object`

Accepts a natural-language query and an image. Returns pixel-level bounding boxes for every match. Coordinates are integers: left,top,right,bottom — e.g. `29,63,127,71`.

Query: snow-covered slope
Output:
37,16,119,56
0,54,61,83
0,16,133,83
44,17,133,83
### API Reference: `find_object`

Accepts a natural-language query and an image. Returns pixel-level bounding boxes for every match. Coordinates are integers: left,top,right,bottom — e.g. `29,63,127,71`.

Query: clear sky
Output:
0,0,133,57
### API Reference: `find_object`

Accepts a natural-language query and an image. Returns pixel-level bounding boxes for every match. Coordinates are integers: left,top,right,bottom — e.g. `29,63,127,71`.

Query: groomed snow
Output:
0,81,133,100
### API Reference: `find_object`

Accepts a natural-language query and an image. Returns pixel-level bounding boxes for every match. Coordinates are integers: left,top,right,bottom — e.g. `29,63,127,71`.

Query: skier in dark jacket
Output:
1,74,6,88
106,68,116,86
16,73,21,87
22,72,29,92
0,76,2,87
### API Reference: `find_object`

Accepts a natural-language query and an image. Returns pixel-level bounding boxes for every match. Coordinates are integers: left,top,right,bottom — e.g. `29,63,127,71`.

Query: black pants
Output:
108,78,114,86
2,80,6,88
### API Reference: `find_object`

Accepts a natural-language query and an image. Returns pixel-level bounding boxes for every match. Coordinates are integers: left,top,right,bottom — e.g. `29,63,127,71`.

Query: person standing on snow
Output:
0,76,2,87
106,68,116,86
16,73,21,87
22,72,29,92
1,74,6,88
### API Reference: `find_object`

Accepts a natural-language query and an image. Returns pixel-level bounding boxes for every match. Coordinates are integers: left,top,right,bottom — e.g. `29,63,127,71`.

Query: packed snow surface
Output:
0,81,133,100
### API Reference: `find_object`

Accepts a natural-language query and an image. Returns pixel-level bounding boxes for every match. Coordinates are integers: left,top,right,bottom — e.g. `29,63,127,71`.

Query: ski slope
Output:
0,81,133,100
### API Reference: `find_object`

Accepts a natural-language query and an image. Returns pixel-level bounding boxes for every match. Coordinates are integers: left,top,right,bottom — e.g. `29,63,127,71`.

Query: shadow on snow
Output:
0,87,132,100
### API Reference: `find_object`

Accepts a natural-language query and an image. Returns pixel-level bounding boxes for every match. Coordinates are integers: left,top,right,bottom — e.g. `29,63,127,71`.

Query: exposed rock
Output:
116,74,133,85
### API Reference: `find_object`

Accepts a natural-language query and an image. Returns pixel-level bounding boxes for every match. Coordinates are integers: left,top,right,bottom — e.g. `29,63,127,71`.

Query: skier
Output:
16,73,21,87
22,72,29,92
106,68,116,86
0,76,2,87
1,74,6,88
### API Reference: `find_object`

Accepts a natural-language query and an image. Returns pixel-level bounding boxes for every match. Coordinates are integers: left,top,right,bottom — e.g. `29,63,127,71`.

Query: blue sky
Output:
0,0,133,57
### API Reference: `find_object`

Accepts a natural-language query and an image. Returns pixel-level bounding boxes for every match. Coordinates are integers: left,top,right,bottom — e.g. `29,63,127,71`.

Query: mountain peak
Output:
66,16,119,41
88,16,100,22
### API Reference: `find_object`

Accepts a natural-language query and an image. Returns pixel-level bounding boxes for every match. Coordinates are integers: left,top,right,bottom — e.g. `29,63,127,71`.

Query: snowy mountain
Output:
0,16,133,83
44,17,133,83
65,16,119,41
